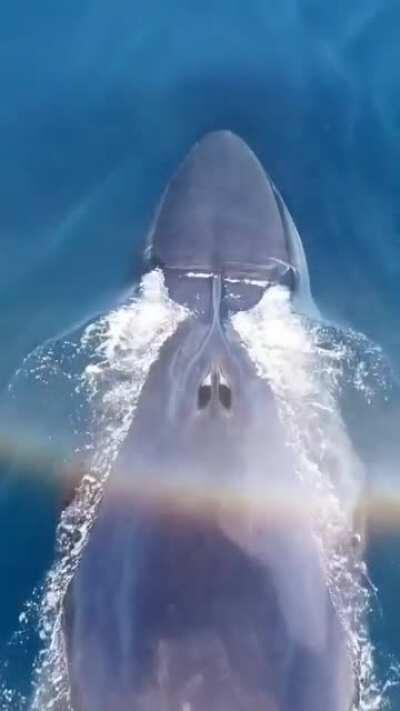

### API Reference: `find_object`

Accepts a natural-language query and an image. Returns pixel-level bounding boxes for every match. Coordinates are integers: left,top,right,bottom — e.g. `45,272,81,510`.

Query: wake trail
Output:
0,276,396,710
29,269,189,711
232,284,389,710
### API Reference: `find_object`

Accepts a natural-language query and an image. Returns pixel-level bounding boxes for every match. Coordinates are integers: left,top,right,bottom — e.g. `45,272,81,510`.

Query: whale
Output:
63,131,355,710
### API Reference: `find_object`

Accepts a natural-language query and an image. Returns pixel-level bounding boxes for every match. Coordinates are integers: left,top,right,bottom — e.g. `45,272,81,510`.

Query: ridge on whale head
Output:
148,130,317,315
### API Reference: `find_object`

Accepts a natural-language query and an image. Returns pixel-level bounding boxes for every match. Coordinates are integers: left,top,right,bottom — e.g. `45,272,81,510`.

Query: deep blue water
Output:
0,0,400,705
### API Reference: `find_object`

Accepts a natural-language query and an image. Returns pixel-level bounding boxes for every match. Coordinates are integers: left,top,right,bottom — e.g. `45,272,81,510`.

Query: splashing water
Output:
232,284,390,710
0,275,397,709
27,269,189,710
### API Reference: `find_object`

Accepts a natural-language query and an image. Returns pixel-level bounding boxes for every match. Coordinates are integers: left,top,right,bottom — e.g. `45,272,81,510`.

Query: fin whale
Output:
63,131,354,710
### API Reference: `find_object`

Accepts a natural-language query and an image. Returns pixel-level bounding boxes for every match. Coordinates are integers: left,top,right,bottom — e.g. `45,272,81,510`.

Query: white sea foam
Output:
0,274,395,710
232,284,385,710
29,269,189,710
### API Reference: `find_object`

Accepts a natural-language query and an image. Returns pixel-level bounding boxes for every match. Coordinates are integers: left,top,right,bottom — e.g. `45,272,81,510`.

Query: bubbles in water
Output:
0,269,189,711
232,284,394,710
1,273,397,709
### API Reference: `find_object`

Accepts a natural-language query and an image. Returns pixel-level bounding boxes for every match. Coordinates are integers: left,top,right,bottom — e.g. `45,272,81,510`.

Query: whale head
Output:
149,130,316,316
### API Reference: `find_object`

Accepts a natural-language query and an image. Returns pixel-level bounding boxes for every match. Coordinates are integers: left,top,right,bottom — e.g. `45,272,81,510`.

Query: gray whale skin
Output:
64,132,355,711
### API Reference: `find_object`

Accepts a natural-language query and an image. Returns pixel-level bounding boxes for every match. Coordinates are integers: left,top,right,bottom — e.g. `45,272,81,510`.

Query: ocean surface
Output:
0,0,399,707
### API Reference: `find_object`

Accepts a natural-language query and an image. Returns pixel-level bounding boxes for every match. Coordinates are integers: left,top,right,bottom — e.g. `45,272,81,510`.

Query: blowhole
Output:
219,383,232,410
198,384,212,409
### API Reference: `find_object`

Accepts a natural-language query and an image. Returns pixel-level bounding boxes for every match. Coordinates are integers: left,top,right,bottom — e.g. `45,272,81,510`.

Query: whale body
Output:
63,132,354,710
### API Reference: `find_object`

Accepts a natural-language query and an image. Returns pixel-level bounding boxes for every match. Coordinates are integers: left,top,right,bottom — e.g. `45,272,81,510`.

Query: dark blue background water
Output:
0,0,399,704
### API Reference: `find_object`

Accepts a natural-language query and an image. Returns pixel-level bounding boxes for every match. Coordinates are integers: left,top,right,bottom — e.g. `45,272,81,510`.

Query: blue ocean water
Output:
0,0,399,706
